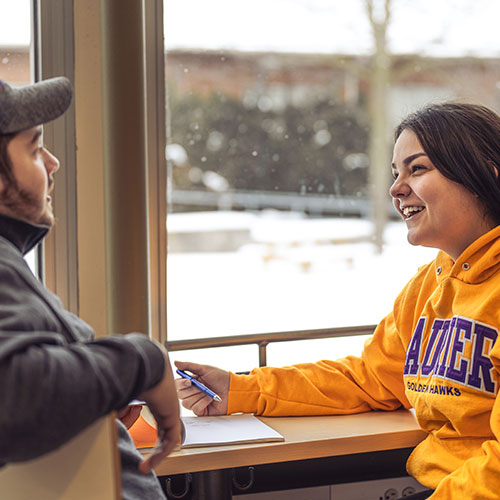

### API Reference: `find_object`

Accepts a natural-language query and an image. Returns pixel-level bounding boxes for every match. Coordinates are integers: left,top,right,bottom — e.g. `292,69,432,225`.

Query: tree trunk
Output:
367,0,391,253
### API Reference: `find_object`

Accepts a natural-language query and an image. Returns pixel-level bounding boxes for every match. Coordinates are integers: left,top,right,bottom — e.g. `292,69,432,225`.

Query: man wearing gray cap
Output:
0,77,180,499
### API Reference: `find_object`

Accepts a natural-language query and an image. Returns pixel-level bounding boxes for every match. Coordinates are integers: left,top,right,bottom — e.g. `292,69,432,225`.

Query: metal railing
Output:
166,324,377,367
171,189,373,216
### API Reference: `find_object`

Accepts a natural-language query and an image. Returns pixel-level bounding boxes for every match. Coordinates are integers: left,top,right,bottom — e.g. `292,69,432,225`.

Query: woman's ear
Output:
487,160,499,178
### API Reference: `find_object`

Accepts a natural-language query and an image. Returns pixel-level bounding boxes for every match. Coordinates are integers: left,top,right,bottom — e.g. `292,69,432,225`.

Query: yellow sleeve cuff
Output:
227,371,261,414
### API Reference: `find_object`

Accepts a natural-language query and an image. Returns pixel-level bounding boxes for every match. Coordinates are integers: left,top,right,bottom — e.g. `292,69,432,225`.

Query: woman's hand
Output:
174,360,230,416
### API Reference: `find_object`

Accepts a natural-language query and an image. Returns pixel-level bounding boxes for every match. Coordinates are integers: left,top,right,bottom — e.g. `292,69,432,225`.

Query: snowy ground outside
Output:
167,210,437,372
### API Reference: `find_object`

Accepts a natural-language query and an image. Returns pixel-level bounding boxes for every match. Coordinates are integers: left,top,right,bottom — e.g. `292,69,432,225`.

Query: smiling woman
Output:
395,103,500,223
163,0,500,373
390,122,498,260
391,103,500,261
176,102,500,499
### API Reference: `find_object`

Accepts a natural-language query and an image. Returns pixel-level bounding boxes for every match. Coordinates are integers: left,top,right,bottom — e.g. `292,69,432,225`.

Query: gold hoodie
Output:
228,225,500,499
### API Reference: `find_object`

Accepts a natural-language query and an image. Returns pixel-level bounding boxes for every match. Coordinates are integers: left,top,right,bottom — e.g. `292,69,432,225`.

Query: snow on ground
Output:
167,211,436,372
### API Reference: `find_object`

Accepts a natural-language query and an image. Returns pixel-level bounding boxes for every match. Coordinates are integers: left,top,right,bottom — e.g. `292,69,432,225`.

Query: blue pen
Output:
176,369,222,402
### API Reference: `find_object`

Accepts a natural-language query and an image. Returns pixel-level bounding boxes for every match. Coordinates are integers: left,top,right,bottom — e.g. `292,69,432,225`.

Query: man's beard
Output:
0,177,54,227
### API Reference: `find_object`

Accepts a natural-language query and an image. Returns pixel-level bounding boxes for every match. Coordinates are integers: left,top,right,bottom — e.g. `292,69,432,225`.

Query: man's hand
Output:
174,360,229,416
137,345,182,474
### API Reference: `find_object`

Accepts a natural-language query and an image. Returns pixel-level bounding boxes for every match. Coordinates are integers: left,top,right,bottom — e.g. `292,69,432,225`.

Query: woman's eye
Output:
410,164,426,174
391,171,398,180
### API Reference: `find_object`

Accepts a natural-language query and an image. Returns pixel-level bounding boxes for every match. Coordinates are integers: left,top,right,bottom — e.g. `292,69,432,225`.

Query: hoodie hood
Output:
433,224,500,285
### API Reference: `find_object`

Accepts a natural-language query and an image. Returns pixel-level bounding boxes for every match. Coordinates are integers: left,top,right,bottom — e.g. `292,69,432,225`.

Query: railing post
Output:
258,341,268,367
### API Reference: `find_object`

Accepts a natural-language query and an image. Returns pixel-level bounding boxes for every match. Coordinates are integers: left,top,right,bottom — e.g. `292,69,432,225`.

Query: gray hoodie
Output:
0,213,167,499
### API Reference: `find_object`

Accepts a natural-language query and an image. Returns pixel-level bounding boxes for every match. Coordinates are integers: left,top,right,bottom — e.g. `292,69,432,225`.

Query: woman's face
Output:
390,129,495,260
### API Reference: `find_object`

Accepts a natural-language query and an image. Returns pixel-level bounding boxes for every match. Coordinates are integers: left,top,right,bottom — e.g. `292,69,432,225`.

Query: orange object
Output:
129,412,157,449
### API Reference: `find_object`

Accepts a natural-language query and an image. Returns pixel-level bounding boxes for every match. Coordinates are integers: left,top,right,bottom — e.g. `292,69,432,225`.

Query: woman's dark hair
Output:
0,132,16,188
395,102,500,224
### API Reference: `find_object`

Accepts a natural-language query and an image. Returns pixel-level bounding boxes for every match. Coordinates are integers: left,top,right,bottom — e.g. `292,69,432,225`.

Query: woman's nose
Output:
389,175,410,199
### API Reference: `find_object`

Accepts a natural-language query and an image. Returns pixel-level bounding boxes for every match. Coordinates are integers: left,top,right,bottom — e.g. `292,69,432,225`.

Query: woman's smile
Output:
390,129,496,260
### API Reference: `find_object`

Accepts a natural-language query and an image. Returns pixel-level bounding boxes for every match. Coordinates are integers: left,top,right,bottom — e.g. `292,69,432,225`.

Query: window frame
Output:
39,0,166,342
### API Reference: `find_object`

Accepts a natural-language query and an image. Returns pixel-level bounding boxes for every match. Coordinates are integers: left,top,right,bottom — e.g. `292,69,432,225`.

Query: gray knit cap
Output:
0,77,72,134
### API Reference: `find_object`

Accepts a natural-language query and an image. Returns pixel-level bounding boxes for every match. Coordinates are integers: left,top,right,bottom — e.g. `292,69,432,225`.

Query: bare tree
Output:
366,0,392,253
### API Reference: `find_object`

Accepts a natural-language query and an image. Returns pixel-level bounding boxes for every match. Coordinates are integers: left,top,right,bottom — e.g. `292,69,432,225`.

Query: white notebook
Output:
180,414,284,448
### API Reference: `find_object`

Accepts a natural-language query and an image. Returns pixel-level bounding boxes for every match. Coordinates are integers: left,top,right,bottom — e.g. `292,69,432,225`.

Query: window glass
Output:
0,0,35,272
164,0,500,368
